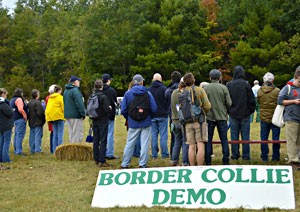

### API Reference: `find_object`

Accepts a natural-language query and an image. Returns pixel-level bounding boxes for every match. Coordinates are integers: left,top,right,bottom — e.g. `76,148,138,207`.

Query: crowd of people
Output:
0,66,300,171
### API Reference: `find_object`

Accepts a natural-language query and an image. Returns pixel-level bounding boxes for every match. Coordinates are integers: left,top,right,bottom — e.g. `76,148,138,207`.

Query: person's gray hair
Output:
263,72,275,83
253,80,259,85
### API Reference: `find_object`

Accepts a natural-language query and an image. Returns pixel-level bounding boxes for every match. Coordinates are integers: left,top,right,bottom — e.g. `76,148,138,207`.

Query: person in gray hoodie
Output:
277,67,300,170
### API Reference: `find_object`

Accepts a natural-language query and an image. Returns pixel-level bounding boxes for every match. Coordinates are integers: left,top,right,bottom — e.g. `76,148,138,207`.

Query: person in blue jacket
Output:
121,74,157,168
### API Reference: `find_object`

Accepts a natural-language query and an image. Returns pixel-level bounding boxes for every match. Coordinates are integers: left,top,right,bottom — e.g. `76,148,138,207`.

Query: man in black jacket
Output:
91,80,112,167
102,74,119,160
165,71,181,157
227,66,255,160
148,73,169,159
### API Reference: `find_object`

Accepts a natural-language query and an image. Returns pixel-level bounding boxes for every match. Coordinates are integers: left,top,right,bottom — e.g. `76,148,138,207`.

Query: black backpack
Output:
178,86,204,124
128,92,150,121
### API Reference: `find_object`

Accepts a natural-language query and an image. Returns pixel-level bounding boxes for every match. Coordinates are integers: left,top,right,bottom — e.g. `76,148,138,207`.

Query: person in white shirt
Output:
251,80,261,123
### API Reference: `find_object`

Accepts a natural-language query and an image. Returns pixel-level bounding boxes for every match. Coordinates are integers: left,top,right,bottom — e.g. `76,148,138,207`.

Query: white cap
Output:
48,84,56,94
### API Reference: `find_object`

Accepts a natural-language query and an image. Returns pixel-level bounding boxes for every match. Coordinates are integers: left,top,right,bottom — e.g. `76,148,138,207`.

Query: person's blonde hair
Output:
0,88,8,96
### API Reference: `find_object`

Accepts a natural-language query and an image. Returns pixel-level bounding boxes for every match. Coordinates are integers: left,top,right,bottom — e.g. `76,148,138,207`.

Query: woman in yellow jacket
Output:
45,86,65,153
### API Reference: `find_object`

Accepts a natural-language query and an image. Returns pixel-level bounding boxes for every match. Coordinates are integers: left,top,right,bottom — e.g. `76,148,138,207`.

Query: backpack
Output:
272,85,291,128
178,86,204,124
128,92,150,121
87,93,100,119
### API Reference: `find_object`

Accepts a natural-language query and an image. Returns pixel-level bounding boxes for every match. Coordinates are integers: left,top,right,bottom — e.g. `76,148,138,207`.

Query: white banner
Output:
91,165,295,210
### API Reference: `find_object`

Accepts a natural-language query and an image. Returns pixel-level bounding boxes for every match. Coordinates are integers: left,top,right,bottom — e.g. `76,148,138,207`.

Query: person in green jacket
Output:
257,72,280,162
204,69,232,165
63,76,86,143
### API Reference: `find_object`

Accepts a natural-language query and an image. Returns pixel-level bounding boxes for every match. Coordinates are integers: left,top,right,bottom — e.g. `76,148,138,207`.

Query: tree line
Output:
0,0,299,99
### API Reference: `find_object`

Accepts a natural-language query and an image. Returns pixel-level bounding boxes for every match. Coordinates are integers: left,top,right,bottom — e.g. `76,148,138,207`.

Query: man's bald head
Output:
153,73,162,82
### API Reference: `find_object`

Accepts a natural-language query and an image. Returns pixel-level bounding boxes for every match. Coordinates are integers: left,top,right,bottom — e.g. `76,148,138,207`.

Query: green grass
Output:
0,115,299,212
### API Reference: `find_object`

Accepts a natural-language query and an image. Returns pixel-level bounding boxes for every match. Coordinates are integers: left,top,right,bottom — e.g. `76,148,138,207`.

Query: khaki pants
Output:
286,121,300,163
185,121,208,145
66,119,83,143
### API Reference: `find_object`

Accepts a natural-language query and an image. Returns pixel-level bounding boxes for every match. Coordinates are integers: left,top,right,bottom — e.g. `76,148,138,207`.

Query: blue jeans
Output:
151,117,169,158
29,126,43,154
133,134,141,157
230,116,251,160
106,120,115,157
205,120,230,165
13,119,27,155
0,129,12,162
171,129,189,165
50,131,53,153
121,126,151,168
260,121,281,161
52,120,65,153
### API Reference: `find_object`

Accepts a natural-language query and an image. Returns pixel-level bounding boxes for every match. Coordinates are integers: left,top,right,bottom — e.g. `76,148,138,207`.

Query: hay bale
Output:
55,143,93,161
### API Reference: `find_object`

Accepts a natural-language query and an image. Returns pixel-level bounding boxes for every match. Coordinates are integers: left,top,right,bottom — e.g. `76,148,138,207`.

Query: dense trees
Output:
0,0,298,98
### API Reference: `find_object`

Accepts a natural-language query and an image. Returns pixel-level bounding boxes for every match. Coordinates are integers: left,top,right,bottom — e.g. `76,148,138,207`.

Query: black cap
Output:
102,74,113,81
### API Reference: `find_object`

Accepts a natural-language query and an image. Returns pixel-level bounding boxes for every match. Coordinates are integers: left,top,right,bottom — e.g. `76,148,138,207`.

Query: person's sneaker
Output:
139,165,148,168
120,166,128,169
99,162,112,167
106,156,119,160
18,152,27,156
223,162,230,165
242,158,253,161
95,161,99,165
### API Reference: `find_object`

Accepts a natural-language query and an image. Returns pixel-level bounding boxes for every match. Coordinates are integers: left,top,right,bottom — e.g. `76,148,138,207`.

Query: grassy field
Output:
0,115,299,212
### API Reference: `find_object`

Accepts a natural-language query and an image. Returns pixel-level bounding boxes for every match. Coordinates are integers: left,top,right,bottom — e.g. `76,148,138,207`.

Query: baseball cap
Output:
209,69,221,79
132,74,144,83
102,74,113,81
69,76,82,83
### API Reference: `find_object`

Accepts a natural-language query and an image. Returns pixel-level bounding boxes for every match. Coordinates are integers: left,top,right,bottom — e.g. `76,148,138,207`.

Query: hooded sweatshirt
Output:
63,84,85,119
148,80,168,118
46,93,65,122
227,66,255,119
0,97,14,132
257,84,280,123
121,85,157,128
